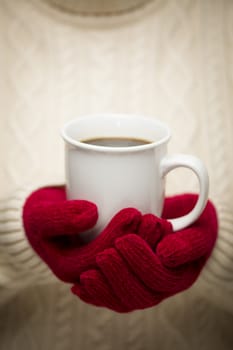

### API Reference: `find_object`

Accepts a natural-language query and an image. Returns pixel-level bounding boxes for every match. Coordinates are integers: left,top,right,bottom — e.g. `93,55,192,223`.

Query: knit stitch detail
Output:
0,187,55,288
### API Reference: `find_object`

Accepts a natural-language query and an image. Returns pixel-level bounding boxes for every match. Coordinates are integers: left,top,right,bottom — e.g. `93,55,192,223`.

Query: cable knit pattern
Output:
125,312,147,350
1,0,233,349
85,309,115,350
0,189,55,295
201,0,230,197
191,0,233,310
1,3,47,191
54,283,73,350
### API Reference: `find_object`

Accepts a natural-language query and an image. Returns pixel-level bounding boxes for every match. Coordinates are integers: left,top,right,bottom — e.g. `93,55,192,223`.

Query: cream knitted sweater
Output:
0,0,233,349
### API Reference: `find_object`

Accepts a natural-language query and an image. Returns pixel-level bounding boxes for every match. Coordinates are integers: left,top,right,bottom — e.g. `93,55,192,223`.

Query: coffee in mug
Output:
81,137,151,147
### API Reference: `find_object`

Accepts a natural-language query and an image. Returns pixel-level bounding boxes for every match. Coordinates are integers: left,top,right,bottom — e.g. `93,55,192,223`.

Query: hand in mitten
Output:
72,195,218,312
23,186,168,283
23,188,217,313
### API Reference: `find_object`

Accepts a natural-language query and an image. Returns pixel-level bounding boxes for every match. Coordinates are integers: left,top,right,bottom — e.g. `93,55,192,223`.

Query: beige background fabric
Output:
40,0,154,15
0,0,233,349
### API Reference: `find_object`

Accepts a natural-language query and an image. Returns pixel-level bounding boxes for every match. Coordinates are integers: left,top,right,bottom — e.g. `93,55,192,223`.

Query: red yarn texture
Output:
23,186,218,313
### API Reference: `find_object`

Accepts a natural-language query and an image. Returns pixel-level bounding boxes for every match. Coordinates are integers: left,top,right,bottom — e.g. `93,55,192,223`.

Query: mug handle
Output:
160,154,209,231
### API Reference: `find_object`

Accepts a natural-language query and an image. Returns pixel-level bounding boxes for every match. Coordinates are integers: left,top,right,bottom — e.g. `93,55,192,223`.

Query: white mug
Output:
61,114,209,236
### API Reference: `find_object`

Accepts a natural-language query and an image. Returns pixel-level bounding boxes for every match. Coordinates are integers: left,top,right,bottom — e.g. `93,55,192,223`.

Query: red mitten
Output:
72,195,218,312
23,188,218,313
23,186,169,283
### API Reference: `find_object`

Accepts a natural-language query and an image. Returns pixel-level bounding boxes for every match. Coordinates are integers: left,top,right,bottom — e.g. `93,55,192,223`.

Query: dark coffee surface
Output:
81,137,151,147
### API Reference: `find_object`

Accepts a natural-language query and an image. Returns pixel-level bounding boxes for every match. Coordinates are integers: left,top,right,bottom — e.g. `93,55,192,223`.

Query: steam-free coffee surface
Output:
81,137,151,147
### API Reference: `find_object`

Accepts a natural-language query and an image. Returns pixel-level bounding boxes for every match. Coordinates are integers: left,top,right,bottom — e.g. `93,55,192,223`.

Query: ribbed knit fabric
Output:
1,0,233,349
0,188,55,300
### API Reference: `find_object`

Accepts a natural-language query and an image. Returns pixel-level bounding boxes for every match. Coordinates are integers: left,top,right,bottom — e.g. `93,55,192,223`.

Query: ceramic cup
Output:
61,114,209,236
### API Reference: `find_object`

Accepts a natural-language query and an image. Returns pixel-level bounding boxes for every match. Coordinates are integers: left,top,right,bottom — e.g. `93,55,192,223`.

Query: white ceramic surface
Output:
61,114,209,235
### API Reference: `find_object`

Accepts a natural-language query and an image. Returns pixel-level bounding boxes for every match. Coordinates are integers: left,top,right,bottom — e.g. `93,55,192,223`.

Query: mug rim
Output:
61,114,171,153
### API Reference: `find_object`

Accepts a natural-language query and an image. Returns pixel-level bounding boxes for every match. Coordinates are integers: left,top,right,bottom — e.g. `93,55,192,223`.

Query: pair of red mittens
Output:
23,186,217,312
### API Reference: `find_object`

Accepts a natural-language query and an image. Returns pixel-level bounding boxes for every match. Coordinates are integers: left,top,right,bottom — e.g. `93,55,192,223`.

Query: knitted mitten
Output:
23,187,217,312
23,186,146,282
